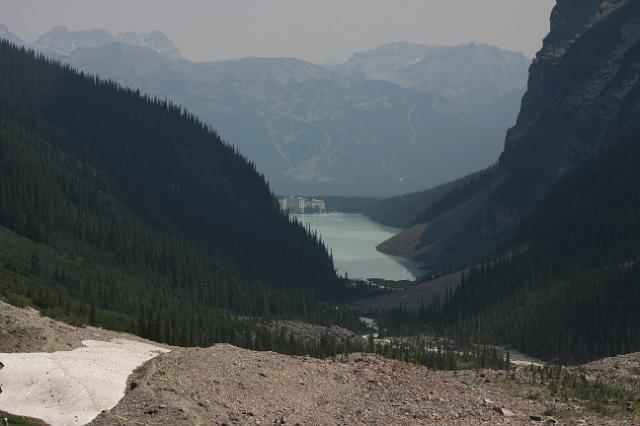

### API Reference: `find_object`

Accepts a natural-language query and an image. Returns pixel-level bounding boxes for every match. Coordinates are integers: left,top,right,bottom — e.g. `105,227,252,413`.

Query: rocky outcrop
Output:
501,0,639,188
487,0,640,236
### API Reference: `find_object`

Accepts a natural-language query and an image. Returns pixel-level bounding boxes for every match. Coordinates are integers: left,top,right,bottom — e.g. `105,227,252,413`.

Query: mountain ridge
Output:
335,41,531,129
0,23,25,47
32,25,182,59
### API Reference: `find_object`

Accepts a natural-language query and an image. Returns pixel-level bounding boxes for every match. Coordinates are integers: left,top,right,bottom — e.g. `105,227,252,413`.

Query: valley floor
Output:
0,302,638,425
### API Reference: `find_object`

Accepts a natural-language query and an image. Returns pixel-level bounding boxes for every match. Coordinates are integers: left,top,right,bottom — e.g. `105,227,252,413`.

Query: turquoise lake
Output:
291,212,423,281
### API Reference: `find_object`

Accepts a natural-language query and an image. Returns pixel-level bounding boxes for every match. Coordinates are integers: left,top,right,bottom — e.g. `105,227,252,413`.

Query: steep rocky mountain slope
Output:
498,0,638,207
335,42,530,130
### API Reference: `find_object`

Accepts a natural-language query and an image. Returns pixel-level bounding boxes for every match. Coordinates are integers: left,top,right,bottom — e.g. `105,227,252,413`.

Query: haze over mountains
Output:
32,26,183,59
0,24,530,196
334,41,530,129
0,23,24,47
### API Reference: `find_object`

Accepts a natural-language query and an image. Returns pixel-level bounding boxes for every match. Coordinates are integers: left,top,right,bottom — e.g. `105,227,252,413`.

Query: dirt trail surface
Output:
92,345,551,425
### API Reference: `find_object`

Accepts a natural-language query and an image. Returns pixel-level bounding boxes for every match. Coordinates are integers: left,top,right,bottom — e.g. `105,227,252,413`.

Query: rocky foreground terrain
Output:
89,346,640,426
0,302,638,425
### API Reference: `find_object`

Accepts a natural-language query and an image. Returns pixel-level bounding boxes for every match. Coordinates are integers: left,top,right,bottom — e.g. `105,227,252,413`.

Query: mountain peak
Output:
48,25,70,34
346,41,435,63
0,23,25,47
34,26,115,55
116,30,182,59
33,26,182,59
542,0,628,60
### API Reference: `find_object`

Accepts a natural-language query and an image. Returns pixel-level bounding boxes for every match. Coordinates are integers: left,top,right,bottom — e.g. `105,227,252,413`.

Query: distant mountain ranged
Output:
3,24,529,196
68,44,506,195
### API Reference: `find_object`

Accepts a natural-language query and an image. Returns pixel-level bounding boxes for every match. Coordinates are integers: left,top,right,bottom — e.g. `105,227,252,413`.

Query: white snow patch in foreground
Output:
0,339,169,426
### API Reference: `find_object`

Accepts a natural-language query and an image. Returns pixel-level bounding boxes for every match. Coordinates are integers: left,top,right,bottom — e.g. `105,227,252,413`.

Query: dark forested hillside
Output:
0,41,353,347
324,171,488,229
375,166,506,271
437,135,640,363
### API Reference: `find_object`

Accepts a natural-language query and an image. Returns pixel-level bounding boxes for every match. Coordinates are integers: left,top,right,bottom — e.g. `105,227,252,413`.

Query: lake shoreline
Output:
291,212,424,281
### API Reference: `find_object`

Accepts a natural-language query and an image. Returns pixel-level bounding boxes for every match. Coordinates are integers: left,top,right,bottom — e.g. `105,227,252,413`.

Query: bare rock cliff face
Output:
484,0,640,237
501,0,639,185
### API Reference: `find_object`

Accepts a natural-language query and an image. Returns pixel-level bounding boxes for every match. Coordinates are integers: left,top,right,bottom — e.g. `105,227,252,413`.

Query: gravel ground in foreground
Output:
92,345,564,425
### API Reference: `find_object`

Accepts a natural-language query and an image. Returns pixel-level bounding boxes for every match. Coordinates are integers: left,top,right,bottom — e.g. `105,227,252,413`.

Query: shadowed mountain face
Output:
335,42,531,129
500,0,637,191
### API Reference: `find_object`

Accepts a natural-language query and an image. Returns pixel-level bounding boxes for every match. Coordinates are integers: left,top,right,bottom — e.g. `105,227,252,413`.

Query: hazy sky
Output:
0,0,556,63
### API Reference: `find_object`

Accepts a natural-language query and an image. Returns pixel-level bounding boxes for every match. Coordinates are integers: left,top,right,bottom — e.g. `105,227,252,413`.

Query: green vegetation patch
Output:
0,412,46,426
501,365,640,419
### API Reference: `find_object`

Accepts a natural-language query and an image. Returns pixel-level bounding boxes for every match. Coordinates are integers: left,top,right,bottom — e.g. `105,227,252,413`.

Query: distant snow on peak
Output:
116,31,182,59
